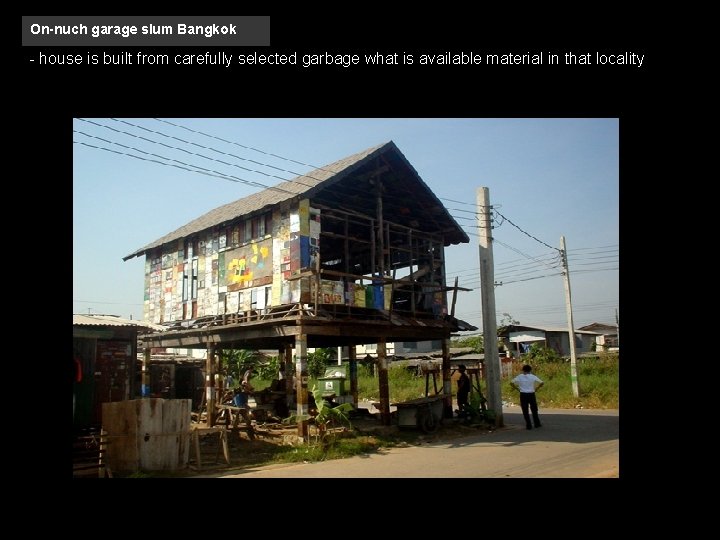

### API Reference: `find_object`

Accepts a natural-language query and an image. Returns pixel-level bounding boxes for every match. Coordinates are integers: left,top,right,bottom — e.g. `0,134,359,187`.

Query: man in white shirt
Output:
510,364,544,430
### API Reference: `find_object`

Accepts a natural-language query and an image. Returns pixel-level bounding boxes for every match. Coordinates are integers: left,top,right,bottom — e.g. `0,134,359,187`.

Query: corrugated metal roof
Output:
73,314,166,331
505,324,601,335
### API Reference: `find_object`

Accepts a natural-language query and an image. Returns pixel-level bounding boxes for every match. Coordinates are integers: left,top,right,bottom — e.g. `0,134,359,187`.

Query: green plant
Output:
307,348,333,378
452,335,483,353
221,348,260,383
284,385,354,452
526,343,563,363
256,355,280,380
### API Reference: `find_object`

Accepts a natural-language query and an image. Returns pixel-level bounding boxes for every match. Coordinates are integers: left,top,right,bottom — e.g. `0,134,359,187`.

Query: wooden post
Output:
370,218,375,278
439,240,448,314
385,221,391,276
294,334,309,439
442,338,453,418
314,250,320,314
344,214,351,316
206,344,216,426
409,229,416,317
142,346,151,397
378,339,391,426
284,344,294,410
389,266,396,321
344,214,350,275
216,347,223,399
349,345,358,408
450,276,459,317
377,181,385,277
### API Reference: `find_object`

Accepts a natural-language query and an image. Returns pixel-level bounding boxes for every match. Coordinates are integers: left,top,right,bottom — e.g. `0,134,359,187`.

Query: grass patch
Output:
268,434,386,463
252,353,618,411
502,354,619,408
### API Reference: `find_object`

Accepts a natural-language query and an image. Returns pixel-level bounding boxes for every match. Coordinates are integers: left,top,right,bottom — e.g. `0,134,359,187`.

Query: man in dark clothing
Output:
456,364,470,417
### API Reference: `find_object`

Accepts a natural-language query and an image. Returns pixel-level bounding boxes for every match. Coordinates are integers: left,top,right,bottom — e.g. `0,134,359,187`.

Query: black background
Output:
20,13,656,494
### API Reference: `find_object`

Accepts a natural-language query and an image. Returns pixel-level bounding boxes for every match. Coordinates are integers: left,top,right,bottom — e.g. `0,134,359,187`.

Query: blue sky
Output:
73,118,618,332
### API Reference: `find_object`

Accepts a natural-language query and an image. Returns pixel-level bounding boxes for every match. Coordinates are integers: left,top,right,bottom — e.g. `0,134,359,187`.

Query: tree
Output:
452,335,484,353
498,312,519,328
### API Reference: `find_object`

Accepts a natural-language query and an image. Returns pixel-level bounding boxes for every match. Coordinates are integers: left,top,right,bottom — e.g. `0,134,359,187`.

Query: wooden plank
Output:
193,429,202,469
221,430,230,464
102,400,139,473
451,276,459,317
139,397,163,470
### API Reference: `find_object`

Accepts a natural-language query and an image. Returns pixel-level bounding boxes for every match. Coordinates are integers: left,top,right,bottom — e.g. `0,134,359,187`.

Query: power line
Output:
571,259,619,267
77,120,613,266
77,119,466,217
76,120,615,283
573,267,619,274
492,208,559,252
568,253,618,262
74,299,145,306
568,244,619,253
108,118,320,190
84,119,610,266
457,300,619,320
439,197,474,206
154,118,341,175
494,239,561,271
76,119,306,193
73,130,298,194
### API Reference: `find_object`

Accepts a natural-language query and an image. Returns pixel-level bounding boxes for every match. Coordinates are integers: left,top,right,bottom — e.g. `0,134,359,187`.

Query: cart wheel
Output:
418,407,438,433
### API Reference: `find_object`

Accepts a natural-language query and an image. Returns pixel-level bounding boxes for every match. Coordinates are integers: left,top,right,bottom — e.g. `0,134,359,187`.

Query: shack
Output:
123,141,476,436
73,314,165,428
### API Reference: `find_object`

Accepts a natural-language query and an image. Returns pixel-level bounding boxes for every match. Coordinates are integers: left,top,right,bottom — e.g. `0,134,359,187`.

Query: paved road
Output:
204,407,619,478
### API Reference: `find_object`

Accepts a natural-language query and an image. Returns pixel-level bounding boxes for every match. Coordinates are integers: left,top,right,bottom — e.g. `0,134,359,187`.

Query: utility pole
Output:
560,236,579,397
477,187,503,427
615,308,620,349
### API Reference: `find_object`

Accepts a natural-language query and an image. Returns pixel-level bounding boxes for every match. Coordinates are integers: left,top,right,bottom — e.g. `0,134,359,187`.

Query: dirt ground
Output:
167,413,494,478
74,404,494,478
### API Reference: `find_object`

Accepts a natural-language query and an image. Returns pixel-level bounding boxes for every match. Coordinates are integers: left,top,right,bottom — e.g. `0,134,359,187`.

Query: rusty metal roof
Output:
73,314,166,331
123,141,468,260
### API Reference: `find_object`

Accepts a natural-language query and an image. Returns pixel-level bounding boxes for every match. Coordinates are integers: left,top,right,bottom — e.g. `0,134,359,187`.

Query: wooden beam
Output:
442,339,453,419
377,339,391,426
207,344,216,426
344,215,350,275
141,325,303,348
451,276,459,317
320,230,371,245
295,334,309,440
298,323,452,341
349,345,358,409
